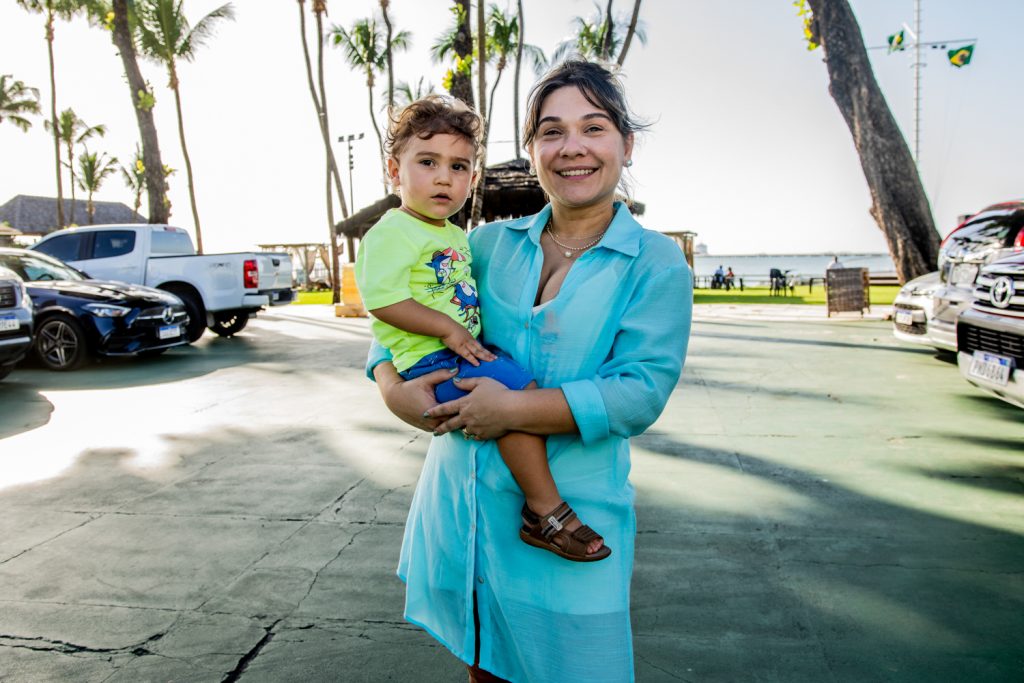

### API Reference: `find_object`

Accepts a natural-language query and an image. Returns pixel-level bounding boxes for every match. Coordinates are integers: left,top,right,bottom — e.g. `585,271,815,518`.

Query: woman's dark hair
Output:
522,59,647,148
385,94,483,164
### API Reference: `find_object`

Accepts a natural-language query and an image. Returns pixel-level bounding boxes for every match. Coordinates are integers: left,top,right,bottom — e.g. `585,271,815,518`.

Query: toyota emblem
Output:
989,276,1014,309
163,307,175,323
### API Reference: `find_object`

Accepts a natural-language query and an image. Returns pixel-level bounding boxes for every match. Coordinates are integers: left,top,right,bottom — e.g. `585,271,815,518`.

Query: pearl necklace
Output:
545,222,607,258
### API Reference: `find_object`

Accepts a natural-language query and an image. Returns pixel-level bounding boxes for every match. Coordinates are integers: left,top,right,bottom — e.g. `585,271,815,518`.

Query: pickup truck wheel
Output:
166,289,206,343
210,311,250,337
35,315,90,371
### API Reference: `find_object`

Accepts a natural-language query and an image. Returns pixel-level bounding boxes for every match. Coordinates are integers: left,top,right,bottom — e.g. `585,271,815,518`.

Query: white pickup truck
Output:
32,224,295,342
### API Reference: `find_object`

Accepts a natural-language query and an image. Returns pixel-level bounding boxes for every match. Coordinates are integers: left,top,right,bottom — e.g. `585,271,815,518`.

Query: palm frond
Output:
181,2,235,60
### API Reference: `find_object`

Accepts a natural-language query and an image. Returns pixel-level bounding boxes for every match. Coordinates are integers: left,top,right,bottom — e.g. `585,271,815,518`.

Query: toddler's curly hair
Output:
385,95,484,166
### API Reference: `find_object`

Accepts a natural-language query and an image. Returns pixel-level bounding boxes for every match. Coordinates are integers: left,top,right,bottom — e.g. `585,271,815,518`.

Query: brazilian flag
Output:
887,30,905,52
948,44,975,67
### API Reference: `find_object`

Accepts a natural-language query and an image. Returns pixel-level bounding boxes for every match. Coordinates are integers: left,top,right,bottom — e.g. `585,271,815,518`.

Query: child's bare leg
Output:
494,383,602,554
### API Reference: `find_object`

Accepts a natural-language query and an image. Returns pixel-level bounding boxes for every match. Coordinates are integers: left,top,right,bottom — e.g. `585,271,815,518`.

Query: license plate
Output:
968,350,1012,386
895,310,913,326
158,324,181,340
0,316,17,332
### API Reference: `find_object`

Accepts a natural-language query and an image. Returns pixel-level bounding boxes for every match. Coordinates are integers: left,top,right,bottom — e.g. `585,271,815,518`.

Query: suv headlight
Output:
83,303,131,317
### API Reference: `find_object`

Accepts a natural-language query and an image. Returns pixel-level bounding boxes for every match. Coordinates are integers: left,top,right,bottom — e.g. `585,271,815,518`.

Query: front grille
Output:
958,322,1024,365
0,284,15,308
973,273,1024,317
135,305,188,326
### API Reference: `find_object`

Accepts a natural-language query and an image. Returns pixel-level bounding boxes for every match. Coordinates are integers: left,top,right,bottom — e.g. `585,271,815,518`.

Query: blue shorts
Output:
399,346,534,404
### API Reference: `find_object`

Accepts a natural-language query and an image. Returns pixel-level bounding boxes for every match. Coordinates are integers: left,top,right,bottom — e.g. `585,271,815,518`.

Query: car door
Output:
31,232,89,268
79,230,140,283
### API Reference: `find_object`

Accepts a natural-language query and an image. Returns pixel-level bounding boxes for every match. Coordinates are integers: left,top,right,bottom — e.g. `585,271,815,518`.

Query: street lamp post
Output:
338,133,364,212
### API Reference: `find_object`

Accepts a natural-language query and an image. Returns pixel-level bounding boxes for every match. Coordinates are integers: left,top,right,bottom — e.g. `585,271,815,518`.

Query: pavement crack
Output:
0,629,164,658
0,515,100,566
221,619,281,682
329,478,367,514
636,653,694,682
296,528,366,610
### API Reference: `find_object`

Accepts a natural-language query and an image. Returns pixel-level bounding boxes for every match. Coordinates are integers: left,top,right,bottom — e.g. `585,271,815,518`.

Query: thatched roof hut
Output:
0,195,145,235
334,158,644,238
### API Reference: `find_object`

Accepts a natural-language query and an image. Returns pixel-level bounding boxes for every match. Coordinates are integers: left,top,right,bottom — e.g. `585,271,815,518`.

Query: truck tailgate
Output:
257,253,294,292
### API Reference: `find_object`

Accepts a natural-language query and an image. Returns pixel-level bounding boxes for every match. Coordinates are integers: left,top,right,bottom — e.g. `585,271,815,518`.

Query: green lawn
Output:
295,291,334,305
694,285,899,306
297,286,900,307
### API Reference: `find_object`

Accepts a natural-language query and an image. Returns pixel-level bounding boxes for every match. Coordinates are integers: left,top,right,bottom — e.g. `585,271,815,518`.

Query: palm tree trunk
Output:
617,0,642,67
469,0,487,228
600,0,615,61
485,69,503,144
45,8,65,229
111,0,168,224
312,4,346,298
87,189,95,224
367,77,387,197
168,63,203,254
381,0,394,109
805,0,938,283
451,0,475,108
513,0,523,159
66,140,76,224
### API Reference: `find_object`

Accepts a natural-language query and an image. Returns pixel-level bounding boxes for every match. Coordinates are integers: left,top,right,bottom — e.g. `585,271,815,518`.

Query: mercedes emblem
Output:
163,307,175,323
989,276,1014,309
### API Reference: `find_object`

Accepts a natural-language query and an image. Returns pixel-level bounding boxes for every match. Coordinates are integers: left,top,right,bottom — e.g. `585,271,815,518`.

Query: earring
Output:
528,164,537,176
624,159,633,168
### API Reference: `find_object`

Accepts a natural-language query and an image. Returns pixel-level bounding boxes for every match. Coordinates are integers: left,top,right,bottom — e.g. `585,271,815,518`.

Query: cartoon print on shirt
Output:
425,247,467,286
450,280,481,332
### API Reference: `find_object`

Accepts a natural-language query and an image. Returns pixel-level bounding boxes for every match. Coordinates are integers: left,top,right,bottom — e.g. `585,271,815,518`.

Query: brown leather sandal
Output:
519,502,612,562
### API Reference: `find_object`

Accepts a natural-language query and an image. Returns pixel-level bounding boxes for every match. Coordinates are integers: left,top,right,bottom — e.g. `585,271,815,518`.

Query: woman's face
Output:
528,85,633,212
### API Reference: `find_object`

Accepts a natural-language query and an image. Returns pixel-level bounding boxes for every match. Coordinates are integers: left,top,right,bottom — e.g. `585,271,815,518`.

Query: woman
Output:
369,60,692,682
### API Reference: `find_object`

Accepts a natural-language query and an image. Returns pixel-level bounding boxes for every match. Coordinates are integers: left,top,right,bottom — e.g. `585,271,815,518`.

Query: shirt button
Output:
523,322,529,329
477,576,485,584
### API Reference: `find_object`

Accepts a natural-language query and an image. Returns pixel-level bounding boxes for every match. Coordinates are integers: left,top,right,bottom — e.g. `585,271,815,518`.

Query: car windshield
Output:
0,252,86,282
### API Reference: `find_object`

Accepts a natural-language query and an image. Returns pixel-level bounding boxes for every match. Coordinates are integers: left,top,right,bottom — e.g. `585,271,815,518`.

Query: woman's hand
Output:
374,363,457,432
441,325,496,367
425,377,516,440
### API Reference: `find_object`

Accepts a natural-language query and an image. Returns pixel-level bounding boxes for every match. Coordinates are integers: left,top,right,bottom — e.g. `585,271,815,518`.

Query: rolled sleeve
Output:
569,263,692,443
355,224,420,310
560,378,611,444
365,339,393,381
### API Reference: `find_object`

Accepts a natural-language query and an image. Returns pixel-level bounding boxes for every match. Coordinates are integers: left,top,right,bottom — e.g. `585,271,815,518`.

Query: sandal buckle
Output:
546,515,564,532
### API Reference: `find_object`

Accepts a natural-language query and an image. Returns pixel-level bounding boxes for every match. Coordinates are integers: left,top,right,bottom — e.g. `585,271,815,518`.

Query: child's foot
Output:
519,501,611,562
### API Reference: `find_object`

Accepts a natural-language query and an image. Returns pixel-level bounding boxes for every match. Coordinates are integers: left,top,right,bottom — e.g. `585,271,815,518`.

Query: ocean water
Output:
693,253,896,283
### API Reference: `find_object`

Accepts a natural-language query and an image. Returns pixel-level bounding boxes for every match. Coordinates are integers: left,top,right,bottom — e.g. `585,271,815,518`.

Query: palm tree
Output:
75,148,119,224
380,0,395,110
330,16,411,194
391,77,436,108
432,1,475,107
483,4,545,143
0,74,41,132
16,0,82,228
45,108,106,225
552,1,647,65
469,0,487,228
87,0,171,224
121,146,146,215
134,0,236,254
616,0,643,66
121,145,177,217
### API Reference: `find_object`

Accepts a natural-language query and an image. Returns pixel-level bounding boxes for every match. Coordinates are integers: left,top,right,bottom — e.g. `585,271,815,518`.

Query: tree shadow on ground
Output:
630,430,1024,681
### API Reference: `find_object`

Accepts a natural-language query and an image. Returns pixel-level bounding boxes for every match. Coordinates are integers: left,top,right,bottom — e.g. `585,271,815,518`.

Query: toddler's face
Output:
388,133,477,227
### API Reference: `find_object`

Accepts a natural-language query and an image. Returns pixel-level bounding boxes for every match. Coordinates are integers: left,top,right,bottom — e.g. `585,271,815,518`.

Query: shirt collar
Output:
508,201,642,258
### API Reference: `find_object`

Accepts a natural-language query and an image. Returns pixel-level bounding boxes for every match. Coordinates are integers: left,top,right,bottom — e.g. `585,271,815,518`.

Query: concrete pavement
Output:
0,304,1021,682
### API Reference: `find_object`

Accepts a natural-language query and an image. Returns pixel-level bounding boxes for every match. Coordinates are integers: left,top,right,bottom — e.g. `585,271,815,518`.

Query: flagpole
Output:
913,0,922,165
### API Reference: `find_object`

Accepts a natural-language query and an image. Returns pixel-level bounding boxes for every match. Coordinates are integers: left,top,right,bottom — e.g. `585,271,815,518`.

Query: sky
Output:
1,1,1022,256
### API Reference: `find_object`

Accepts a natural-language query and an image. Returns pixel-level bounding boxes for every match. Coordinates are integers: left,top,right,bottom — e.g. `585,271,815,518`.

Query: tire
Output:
209,311,250,337
165,288,206,343
35,314,90,371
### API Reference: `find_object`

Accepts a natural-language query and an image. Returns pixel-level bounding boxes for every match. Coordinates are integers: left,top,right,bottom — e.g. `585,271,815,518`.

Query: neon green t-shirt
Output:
355,208,481,372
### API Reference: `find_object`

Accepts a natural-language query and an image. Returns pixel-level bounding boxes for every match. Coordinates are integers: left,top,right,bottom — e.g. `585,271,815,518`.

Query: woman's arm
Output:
426,379,577,440
372,360,456,432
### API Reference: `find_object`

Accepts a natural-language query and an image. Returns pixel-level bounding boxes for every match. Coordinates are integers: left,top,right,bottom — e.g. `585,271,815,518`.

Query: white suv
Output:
957,254,1024,409
0,266,33,381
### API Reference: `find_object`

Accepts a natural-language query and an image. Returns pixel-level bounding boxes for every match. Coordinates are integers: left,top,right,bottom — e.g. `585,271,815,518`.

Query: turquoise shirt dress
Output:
368,202,693,682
